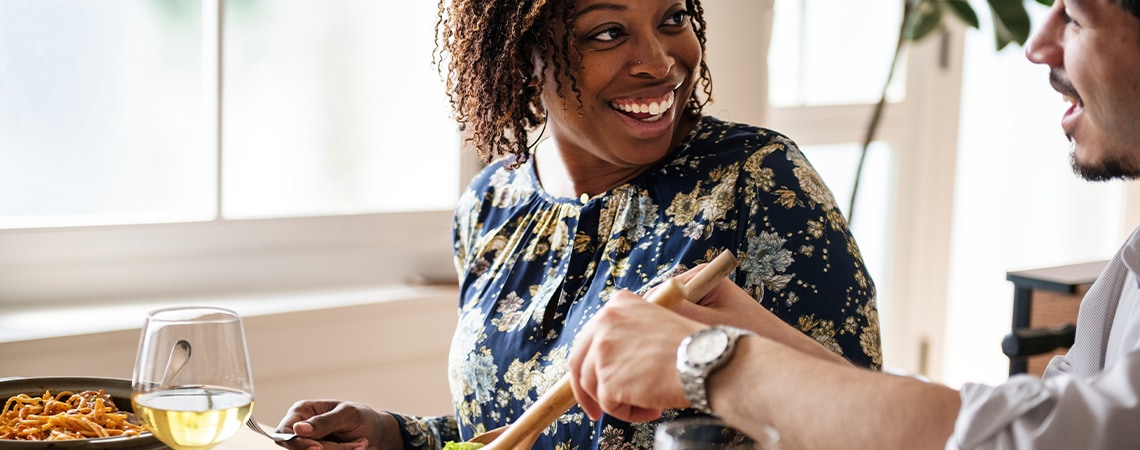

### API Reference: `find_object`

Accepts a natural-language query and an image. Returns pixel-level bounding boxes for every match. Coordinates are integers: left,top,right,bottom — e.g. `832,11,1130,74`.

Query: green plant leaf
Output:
943,0,980,29
988,0,1032,49
1035,0,1054,5
905,0,943,42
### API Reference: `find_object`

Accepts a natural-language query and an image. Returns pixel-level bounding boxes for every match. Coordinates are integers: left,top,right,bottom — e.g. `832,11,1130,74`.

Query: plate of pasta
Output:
0,377,162,449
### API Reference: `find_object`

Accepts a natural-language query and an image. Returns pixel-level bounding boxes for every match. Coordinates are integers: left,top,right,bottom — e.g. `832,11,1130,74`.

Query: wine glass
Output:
132,306,255,450
654,417,779,450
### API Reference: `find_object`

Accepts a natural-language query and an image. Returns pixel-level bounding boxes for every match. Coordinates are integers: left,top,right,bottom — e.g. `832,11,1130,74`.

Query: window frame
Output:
4,1,968,384
0,1,775,308
0,0,474,307
0,211,459,305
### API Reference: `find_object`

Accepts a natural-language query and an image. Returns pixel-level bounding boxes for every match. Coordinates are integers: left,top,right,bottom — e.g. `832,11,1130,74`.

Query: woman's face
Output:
539,0,702,173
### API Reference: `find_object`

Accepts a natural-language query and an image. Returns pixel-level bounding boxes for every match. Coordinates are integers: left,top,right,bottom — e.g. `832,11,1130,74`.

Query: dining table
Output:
217,424,286,450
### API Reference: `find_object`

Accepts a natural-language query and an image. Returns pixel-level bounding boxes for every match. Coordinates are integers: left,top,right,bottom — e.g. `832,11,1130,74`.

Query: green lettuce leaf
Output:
442,441,486,450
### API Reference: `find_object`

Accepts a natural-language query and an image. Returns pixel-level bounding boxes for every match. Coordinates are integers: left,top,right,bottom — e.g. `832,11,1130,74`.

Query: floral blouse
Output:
391,116,881,450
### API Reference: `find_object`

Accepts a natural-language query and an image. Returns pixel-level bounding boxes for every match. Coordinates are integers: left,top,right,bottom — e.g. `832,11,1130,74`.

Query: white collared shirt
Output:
947,226,1140,449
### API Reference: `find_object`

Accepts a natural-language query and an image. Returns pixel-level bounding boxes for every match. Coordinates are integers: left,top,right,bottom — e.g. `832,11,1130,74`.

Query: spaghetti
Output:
0,389,147,441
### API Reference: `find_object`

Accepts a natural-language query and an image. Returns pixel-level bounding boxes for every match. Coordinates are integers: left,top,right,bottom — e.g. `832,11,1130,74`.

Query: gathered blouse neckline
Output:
525,115,711,205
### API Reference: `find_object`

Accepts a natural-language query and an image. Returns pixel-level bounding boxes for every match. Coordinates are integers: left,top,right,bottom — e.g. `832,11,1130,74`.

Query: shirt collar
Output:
1122,225,1140,289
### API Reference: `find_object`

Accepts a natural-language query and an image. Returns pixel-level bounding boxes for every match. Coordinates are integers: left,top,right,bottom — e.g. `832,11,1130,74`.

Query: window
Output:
0,0,463,307
221,0,459,219
768,0,904,107
770,1,1135,384
1,1,213,227
13,2,1119,385
767,0,963,378
942,4,1129,387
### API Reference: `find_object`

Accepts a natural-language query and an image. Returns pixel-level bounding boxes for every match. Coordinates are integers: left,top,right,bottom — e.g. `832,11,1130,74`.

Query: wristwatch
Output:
676,325,755,415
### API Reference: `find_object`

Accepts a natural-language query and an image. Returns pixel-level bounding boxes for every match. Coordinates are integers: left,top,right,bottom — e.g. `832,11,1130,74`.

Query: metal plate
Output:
0,377,165,449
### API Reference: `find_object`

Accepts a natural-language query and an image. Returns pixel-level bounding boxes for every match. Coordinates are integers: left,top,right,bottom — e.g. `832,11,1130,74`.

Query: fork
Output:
246,416,298,442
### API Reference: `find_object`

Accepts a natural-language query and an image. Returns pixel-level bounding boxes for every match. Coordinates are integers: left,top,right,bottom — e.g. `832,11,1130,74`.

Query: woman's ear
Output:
531,50,546,80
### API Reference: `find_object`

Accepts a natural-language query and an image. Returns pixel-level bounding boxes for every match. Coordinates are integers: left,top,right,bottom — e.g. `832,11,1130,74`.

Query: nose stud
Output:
637,60,642,65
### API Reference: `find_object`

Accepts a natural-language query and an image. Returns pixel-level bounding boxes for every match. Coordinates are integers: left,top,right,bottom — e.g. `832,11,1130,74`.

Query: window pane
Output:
769,0,904,106
223,0,460,219
0,0,212,228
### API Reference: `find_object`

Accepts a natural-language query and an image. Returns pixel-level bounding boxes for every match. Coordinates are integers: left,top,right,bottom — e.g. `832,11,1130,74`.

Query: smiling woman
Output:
530,0,706,195
273,1,880,450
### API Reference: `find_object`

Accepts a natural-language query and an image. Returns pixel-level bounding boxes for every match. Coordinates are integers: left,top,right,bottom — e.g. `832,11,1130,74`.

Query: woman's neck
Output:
532,142,652,199
532,115,701,199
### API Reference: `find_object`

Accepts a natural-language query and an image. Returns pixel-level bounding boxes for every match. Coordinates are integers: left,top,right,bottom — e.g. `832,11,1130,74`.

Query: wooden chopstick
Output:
479,250,739,450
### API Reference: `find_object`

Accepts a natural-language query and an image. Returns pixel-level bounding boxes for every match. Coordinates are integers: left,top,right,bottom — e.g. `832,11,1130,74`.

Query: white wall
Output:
702,0,773,126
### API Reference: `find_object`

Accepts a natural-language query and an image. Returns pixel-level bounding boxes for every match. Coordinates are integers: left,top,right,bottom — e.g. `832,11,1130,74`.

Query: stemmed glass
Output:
132,306,255,450
654,417,779,450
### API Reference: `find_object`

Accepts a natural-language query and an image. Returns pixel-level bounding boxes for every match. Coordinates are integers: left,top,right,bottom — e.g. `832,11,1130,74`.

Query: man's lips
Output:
1049,71,1083,135
1050,70,1083,110
1063,94,1082,118
1061,93,1083,139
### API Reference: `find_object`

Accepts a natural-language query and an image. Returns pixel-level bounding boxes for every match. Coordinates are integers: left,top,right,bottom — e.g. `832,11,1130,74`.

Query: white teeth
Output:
613,90,675,120
1063,94,1077,105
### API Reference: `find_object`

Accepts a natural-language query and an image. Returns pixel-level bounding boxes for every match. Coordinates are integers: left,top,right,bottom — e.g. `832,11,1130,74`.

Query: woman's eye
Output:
591,27,624,42
664,10,689,26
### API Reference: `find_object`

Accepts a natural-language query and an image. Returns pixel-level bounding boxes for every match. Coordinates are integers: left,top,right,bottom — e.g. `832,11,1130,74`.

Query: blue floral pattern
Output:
391,116,880,450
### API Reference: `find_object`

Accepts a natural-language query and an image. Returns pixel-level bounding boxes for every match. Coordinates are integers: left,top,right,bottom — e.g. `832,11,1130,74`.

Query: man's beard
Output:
1070,145,1140,181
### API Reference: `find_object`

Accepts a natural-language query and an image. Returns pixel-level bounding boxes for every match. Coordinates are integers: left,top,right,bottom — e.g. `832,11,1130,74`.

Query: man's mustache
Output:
1050,69,1080,103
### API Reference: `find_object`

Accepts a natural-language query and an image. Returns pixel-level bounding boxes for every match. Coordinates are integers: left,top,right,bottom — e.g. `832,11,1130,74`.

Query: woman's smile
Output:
532,0,704,196
606,86,684,141
610,89,676,122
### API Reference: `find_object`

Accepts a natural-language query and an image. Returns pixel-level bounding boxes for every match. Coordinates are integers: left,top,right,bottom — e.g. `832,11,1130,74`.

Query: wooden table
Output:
1005,260,1107,376
217,424,286,449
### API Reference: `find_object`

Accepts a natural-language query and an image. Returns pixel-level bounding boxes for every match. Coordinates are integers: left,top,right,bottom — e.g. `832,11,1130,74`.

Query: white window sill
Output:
0,284,458,344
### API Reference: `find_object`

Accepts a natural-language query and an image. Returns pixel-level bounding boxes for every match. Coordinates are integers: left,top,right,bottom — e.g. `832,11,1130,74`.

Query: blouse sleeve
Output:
735,134,882,369
390,412,462,450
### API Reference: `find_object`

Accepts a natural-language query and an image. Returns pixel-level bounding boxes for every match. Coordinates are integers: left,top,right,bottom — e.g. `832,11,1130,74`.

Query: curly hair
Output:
435,0,713,168
1122,0,1140,19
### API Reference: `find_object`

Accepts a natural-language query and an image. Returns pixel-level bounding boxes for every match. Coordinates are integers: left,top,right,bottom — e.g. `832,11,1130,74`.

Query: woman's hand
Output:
671,269,853,366
636,261,774,334
670,274,775,332
653,264,853,366
567,290,705,423
276,400,401,450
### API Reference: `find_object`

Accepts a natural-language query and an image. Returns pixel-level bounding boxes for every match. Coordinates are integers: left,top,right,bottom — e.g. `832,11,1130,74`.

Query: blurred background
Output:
2,0,1137,419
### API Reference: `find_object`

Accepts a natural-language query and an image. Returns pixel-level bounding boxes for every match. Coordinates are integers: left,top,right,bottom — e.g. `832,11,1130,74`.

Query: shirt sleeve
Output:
389,412,461,450
945,349,1140,449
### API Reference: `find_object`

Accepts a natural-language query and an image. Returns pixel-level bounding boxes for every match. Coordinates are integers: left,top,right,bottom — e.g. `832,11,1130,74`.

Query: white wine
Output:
133,386,253,450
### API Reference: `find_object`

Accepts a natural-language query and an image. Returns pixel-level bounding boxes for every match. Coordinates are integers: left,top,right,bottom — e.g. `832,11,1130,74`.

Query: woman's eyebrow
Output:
573,2,626,20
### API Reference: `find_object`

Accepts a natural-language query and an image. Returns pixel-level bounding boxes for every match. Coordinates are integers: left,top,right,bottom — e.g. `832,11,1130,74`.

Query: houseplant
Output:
848,0,1054,222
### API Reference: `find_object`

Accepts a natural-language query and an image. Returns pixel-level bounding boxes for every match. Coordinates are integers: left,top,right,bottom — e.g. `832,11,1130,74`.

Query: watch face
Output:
685,330,729,365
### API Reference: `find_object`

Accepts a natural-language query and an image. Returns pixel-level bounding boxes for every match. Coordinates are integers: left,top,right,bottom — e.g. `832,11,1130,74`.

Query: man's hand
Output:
567,290,704,422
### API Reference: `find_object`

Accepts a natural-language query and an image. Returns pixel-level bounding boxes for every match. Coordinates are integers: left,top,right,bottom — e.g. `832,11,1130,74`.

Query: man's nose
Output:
1025,3,1063,66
